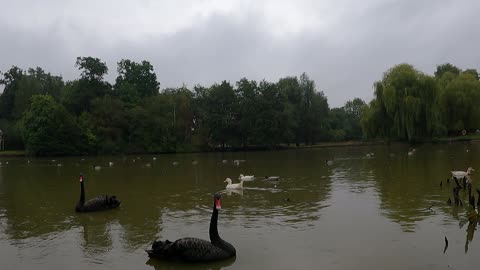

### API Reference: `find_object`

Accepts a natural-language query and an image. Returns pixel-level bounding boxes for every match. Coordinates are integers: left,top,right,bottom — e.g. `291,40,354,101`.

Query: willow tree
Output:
361,64,440,141
438,72,480,132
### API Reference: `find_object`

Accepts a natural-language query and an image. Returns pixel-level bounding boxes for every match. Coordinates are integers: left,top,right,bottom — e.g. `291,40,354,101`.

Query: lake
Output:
0,143,479,269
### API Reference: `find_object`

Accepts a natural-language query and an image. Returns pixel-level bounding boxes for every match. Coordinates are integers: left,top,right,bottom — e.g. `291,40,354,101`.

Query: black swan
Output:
75,174,120,212
146,192,236,262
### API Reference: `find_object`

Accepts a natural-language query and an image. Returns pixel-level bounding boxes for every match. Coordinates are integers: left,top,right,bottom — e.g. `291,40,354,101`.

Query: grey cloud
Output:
1,0,480,107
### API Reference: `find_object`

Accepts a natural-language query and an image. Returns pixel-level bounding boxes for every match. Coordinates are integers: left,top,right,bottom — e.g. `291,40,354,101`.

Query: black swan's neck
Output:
79,181,85,205
209,204,220,243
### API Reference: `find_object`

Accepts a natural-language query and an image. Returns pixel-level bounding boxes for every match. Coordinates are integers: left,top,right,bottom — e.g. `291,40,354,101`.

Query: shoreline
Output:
1,136,478,157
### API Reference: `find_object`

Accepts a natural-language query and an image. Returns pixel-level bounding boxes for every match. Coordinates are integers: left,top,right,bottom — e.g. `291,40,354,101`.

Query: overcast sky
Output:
1,0,479,106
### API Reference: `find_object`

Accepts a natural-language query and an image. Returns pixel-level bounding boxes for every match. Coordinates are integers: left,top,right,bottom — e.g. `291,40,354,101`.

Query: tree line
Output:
1,58,477,156
0,57,364,156
361,63,480,141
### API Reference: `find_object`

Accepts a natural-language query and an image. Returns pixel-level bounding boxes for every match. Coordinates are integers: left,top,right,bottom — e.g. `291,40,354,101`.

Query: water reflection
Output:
223,189,243,196
465,221,476,254
78,215,114,255
0,145,479,269
146,256,236,270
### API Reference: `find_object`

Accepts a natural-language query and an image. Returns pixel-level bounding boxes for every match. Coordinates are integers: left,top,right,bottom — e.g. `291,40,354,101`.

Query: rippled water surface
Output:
1,143,480,269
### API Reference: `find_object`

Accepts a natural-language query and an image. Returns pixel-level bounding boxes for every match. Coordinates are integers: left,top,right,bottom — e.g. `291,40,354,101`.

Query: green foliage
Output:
22,95,81,156
329,98,366,140
435,63,461,78
89,96,128,154
362,64,441,141
362,63,480,141
438,73,480,132
0,118,24,150
115,59,160,104
0,66,64,120
202,81,238,148
5,57,479,156
75,56,108,81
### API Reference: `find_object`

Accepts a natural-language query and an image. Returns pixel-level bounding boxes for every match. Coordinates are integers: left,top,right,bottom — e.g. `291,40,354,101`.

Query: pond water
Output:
0,143,479,269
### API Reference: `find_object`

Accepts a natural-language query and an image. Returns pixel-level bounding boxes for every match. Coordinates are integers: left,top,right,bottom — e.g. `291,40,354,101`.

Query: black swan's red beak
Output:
215,198,221,210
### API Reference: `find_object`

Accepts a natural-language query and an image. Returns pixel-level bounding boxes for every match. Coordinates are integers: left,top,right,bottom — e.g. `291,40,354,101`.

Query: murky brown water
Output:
0,143,479,269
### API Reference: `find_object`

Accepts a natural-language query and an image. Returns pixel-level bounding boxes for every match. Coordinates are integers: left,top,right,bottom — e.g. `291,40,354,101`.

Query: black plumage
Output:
477,189,480,209
146,192,236,262
75,174,120,212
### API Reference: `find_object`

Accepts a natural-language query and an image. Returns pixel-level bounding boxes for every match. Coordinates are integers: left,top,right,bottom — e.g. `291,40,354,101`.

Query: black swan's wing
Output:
147,237,231,262
82,195,120,212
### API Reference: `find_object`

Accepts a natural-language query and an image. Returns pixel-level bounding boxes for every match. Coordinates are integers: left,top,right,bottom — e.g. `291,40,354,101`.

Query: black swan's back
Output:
147,238,234,262
76,195,120,212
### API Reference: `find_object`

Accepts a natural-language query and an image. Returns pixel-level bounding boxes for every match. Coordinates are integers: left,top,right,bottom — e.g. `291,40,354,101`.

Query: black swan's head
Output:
214,192,222,210
79,174,84,182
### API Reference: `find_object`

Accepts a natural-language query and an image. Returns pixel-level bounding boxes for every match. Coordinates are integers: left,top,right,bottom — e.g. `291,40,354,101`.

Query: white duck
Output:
451,167,474,179
224,178,244,189
239,174,255,181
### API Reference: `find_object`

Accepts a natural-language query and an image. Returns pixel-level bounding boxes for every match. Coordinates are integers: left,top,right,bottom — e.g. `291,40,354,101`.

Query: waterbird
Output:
239,174,254,181
75,174,120,212
109,161,114,167
224,178,244,189
146,193,236,262
451,167,474,180
92,165,101,171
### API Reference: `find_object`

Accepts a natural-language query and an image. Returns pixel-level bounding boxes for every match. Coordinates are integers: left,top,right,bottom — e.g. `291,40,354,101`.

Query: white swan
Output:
224,178,244,189
451,167,474,179
239,174,254,181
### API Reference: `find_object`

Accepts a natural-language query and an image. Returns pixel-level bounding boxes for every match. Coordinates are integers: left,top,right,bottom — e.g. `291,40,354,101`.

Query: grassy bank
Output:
1,134,480,157
431,133,480,143
0,150,26,156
